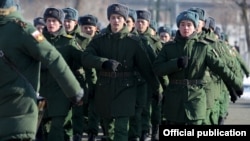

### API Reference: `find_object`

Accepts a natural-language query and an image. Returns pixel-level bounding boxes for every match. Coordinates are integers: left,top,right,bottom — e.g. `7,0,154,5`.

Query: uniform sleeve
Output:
81,39,108,70
134,42,163,94
205,45,243,91
153,45,179,76
235,51,250,77
22,25,83,98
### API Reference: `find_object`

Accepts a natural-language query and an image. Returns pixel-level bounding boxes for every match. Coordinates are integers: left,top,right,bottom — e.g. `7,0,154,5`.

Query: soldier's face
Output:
109,14,126,33
45,17,62,33
35,24,45,33
159,32,171,43
126,17,135,32
64,19,77,32
135,19,149,33
179,20,196,37
80,25,97,37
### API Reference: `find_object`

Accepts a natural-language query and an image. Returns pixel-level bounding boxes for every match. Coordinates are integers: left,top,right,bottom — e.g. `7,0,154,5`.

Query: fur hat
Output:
33,17,46,26
136,10,151,22
78,14,98,26
107,3,128,20
158,26,172,35
188,7,206,21
205,17,215,30
150,20,158,32
0,0,16,8
62,7,78,21
128,8,137,22
176,10,199,28
44,8,65,24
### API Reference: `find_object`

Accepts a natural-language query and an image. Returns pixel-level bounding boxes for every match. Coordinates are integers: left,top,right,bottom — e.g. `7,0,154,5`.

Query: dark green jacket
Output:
153,31,243,122
0,10,82,140
82,24,162,118
40,26,82,116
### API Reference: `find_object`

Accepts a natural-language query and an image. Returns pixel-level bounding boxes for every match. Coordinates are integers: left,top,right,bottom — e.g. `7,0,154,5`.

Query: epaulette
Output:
63,34,74,39
127,33,140,42
150,35,160,42
198,39,209,45
13,18,27,28
204,36,216,43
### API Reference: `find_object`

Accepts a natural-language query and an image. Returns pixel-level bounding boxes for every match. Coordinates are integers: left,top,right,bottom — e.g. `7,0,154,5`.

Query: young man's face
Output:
64,19,77,33
135,19,149,34
109,14,126,33
179,20,196,38
159,32,171,43
126,17,135,32
80,25,98,37
45,17,62,33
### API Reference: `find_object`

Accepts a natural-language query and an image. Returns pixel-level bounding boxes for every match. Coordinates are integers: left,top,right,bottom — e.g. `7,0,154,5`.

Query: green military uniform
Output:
65,23,93,138
39,25,83,141
153,31,243,125
139,27,163,140
0,8,82,141
81,24,162,141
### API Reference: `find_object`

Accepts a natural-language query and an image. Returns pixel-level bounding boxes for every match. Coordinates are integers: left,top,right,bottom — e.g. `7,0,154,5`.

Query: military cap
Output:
158,26,172,35
136,10,151,22
0,0,16,8
128,8,137,22
78,14,98,26
150,20,158,32
62,7,78,21
176,10,199,28
43,7,65,24
188,7,206,21
205,17,215,30
33,17,46,26
214,26,221,37
107,3,129,20
171,29,177,37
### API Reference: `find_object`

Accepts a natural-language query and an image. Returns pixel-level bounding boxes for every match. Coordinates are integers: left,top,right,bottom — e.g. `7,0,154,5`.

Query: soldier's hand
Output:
177,56,188,69
102,59,121,72
70,88,84,105
235,87,244,97
153,92,163,105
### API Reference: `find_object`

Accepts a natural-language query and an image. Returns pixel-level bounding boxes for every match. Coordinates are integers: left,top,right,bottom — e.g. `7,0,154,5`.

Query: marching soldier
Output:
153,10,243,125
33,17,46,33
0,1,83,141
81,3,163,141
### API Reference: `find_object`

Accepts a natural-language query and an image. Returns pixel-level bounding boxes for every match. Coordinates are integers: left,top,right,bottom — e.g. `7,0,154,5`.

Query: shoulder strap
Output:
0,50,36,93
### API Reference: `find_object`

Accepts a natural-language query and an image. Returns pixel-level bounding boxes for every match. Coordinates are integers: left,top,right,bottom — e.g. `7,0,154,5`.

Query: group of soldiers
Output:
0,0,249,141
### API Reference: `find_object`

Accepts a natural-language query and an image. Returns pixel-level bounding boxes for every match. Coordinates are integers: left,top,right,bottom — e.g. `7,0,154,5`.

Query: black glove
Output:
102,59,121,72
177,56,188,69
69,89,84,106
228,87,238,103
153,92,163,105
235,87,244,97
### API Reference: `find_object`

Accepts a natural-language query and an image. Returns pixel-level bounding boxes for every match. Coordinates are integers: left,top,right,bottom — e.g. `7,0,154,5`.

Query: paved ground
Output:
224,97,250,124
79,97,250,140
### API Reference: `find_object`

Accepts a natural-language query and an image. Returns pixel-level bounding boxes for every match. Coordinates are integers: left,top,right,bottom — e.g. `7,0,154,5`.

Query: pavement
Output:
79,97,250,141
224,97,250,124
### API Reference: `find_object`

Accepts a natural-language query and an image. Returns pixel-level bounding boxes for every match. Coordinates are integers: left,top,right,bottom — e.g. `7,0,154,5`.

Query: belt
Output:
170,79,203,85
99,71,133,78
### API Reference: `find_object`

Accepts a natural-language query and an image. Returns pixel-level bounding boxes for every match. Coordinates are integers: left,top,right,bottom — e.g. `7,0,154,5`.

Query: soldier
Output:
153,10,243,125
127,8,149,141
33,17,46,33
62,7,94,141
78,14,100,141
81,3,163,141
149,20,158,36
158,26,172,44
39,7,83,141
0,0,83,141
135,9,163,141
